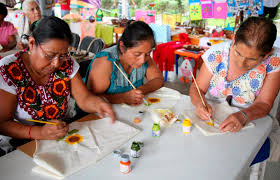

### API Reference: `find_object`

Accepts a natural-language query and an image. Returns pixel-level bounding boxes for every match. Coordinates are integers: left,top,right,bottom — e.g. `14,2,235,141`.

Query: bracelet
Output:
240,111,248,125
28,125,33,140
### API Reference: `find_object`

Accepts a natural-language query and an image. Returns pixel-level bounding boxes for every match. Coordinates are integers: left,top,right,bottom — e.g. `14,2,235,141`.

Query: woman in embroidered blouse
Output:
190,17,280,133
86,21,164,105
0,16,116,155
0,3,17,52
17,0,42,50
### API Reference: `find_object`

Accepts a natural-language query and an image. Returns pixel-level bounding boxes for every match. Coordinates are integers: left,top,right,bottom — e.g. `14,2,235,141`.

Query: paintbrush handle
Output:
26,119,58,125
113,61,136,89
190,71,207,109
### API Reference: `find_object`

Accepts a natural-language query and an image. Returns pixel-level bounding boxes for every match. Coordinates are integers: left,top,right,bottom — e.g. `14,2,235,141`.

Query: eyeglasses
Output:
38,42,69,62
233,46,263,61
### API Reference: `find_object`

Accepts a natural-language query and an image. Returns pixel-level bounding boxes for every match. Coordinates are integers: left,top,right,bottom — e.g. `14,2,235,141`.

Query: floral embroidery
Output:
206,42,280,106
0,53,73,121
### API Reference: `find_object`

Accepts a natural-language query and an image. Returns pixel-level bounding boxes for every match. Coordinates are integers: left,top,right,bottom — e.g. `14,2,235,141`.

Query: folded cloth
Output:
95,23,113,45
184,101,254,136
33,118,140,179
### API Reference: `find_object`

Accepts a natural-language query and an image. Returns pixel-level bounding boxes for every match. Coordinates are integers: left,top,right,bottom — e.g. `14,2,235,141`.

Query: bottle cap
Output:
183,119,191,126
121,154,130,162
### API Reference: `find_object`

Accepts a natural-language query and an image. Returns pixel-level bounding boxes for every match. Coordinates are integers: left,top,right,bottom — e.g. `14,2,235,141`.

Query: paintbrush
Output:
26,119,58,125
190,71,214,125
113,61,150,105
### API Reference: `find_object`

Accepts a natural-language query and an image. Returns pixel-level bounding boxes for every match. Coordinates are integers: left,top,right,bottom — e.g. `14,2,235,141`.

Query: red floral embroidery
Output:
44,104,59,119
23,86,37,104
58,60,70,71
52,79,67,96
7,63,23,81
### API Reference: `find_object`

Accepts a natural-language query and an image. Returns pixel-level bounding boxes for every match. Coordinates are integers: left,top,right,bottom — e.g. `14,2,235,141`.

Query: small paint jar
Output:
182,119,191,134
130,142,141,158
120,154,131,174
152,123,160,137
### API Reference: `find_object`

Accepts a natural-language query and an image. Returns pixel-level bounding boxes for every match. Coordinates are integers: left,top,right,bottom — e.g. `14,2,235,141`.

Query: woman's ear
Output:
119,41,126,54
231,34,235,45
28,36,36,51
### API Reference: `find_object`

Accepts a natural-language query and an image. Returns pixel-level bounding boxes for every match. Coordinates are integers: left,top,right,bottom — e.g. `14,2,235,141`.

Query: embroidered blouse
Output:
0,52,79,124
202,42,280,108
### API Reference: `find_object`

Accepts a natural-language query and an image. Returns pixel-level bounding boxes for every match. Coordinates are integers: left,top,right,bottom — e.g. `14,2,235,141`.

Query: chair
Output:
249,90,280,180
70,33,80,50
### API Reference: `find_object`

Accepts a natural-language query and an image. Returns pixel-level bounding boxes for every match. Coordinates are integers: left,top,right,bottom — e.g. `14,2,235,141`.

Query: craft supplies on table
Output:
130,142,141,158
152,123,160,137
182,119,192,134
120,154,131,174
151,109,178,128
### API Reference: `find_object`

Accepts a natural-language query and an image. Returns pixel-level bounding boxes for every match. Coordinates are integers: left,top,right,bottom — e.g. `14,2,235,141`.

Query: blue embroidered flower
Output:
266,64,273,73
250,79,259,89
216,62,225,72
208,54,215,62
232,87,240,96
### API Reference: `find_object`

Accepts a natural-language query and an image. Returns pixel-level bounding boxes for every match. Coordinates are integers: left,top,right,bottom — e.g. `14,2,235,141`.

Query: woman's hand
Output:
94,97,116,123
219,112,246,133
40,120,69,140
123,89,144,105
195,103,213,121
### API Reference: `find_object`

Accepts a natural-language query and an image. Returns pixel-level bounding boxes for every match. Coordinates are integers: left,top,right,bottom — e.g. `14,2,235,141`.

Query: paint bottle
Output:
130,142,141,158
120,154,131,174
182,119,191,134
152,123,160,137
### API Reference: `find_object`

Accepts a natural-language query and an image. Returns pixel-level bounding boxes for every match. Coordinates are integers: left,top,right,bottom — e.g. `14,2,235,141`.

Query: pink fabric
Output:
0,21,17,46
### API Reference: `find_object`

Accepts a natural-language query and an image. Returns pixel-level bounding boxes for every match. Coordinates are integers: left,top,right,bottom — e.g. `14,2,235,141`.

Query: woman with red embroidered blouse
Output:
0,16,116,156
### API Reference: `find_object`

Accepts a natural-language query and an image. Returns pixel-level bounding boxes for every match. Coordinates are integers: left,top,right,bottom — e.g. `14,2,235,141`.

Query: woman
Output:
86,21,164,105
0,3,17,52
0,16,116,156
17,0,41,50
190,17,280,161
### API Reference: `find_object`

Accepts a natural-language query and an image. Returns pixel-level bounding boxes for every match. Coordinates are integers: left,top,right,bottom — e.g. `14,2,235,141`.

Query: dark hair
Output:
0,3,8,17
30,16,72,46
235,17,277,56
117,21,155,53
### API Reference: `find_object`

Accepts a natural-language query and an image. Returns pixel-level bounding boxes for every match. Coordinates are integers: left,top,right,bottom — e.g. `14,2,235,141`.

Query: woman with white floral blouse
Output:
190,17,280,161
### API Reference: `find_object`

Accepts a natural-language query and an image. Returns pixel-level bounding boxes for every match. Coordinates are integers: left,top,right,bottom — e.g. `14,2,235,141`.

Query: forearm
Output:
189,84,207,108
136,77,164,95
242,102,272,122
0,120,43,139
102,93,127,104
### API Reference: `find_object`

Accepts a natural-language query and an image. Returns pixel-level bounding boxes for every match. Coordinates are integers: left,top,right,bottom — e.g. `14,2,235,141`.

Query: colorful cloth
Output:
60,0,71,10
85,45,148,94
148,24,171,43
202,42,280,107
95,23,113,45
0,21,17,46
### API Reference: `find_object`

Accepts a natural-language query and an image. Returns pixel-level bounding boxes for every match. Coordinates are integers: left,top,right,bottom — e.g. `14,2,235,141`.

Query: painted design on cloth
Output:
0,52,73,120
65,134,84,145
147,97,161,104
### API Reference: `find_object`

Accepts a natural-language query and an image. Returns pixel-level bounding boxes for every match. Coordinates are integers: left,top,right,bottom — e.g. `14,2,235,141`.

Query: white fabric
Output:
18,16,30,39
33,118,140,179
183,101,254,136
263,0,280,7
122,87,182,112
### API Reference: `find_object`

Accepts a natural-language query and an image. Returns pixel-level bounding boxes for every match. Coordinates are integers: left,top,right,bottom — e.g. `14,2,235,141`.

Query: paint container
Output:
120,154,131,174
182,119,191,134
152,123,160,137
130,142,141,158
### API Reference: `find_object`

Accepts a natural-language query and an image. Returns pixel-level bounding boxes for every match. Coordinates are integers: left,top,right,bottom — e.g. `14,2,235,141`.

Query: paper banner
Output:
201,0,213,2
201,3,213,19
239,0,249,6
190,4,202,20
214,2,227,19
189,0,201,4
213,0,227,2
227,0,235,6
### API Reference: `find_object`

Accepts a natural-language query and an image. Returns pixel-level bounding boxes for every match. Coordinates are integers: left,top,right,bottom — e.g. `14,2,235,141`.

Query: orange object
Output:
134,117,142,124
120,154,131,174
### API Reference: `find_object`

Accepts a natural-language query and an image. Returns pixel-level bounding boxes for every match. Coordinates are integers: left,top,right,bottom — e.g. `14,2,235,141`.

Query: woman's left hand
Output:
94,97,116,123
219,112,246,132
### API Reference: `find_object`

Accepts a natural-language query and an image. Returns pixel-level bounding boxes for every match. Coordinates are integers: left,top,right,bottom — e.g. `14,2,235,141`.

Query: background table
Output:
0,96,272,180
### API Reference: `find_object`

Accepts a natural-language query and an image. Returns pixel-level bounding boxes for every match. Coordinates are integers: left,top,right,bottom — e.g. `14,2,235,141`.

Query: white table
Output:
0,96,272,180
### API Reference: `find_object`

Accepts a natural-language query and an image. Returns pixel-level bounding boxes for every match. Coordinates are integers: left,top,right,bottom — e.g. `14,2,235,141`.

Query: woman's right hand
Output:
123,89,144,105
195,103,213,121
40,120,69,140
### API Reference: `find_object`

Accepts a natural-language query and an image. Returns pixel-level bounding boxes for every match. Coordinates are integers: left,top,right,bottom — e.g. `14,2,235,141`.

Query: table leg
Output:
115,33,119,43
176,54,179,75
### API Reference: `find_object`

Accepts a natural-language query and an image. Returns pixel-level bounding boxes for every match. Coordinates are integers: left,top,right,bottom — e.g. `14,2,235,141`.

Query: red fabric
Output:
153,33,191,72
61,0,70,10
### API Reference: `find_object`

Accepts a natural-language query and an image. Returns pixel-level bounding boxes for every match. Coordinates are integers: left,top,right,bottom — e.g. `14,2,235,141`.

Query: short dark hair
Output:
235,17,277,56
118,21,155,53
0,3,8,17
30,16,72,46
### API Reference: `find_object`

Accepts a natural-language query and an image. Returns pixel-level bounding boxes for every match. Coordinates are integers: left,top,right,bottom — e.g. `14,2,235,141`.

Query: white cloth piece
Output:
183,101,255,136
33,118,140,179
263,0,280,7
121,87,182,112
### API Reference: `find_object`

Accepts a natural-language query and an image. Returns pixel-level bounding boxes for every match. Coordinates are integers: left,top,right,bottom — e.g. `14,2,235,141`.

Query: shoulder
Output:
2,21,14,28
264,47,280,74
0,53,19,66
